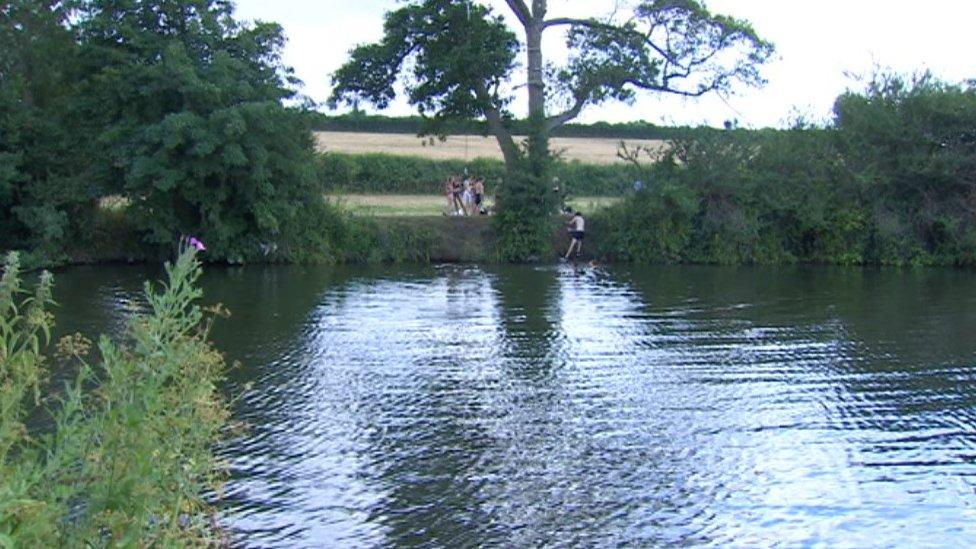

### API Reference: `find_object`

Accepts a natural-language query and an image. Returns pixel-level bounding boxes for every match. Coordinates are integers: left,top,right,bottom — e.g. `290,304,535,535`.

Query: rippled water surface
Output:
52,264,976,546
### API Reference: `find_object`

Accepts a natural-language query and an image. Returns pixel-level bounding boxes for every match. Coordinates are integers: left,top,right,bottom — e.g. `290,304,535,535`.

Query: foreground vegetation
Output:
0,248,229,545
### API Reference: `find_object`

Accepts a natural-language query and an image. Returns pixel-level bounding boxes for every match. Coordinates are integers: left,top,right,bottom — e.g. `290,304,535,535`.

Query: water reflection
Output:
47,263,976,547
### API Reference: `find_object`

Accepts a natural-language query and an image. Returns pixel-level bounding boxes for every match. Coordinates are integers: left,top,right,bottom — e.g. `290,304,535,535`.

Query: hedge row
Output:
318,152,638,196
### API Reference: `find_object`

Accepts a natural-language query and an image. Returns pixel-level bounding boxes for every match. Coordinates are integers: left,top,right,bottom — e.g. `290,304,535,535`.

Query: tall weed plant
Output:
0,248,229,546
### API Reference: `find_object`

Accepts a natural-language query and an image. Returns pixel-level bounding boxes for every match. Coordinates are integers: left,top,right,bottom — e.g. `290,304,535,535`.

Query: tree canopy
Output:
1,0,332,263
330,0,774,170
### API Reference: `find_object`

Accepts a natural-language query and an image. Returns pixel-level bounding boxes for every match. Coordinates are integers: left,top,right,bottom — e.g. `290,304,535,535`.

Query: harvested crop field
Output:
314,131,666,165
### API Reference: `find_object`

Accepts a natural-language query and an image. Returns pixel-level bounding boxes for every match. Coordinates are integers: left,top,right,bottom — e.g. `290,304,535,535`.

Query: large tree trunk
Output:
525,15,545,120
499,0,550,175
525,0,549,175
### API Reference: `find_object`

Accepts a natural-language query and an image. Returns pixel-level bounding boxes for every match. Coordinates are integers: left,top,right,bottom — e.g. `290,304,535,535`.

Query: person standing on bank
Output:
445,175,457,214
565,210,585,259
452,175,466,215
474,177,485,214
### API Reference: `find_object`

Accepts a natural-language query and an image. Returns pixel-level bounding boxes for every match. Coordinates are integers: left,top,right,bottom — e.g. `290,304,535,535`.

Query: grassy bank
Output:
328,194,621,217
46,194,618,266
0,248,230,545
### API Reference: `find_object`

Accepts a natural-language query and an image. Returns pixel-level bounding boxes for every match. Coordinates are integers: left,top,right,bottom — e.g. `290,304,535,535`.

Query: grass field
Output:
315,131,666,165
328,194,622,217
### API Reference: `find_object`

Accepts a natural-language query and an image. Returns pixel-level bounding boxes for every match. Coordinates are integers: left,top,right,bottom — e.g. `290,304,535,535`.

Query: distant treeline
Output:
312,112,743,140
319,153,637,196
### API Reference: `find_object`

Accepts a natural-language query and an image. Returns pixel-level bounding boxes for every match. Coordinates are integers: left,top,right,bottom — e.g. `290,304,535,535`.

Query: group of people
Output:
444,174,487,216
441,173,587,261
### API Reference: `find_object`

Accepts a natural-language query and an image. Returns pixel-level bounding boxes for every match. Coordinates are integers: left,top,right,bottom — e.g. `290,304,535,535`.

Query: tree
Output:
330,0,773,259
331,0,521,164
0,0,84,258
70,0,327,261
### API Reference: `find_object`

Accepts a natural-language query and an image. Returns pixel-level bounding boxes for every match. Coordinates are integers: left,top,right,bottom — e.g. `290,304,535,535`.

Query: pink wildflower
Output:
188,236,206,251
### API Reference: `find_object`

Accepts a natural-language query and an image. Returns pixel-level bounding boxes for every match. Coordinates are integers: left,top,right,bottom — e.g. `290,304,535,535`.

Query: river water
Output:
51,263,976,547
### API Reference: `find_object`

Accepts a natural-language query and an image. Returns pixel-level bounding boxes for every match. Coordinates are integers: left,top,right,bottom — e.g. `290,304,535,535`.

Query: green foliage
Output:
1,0,337,265
0,2,90,261
329,0,518,133
833,72,976,265
596,73,976,266
596,182,697,263
69,0,325,262
495,152,561,261
0,248,230,545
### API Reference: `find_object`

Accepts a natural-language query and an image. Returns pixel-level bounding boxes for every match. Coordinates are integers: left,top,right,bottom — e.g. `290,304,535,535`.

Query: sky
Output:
232,0,976,129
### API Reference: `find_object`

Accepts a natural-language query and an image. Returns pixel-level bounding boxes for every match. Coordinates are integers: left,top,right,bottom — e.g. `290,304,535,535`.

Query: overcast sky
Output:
233,0,976,129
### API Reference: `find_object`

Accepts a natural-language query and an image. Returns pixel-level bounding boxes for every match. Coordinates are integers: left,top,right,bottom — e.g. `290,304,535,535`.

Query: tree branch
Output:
532,0,547,21
474,81,520,169
624,78,717,97
544,16,682,67
504,0,531,28
542,17,605,30
544,89,590,133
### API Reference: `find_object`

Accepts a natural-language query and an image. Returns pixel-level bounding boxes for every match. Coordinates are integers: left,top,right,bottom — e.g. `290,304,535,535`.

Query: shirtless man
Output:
565,210,585,259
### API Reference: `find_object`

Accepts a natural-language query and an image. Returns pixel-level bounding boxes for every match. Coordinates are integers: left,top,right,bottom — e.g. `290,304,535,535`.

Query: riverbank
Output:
41,219,592,268
37,197,611,268
51,215,543,266
32,205,976,269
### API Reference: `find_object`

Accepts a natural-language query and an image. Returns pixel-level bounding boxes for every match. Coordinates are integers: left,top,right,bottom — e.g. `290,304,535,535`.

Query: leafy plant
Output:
0,247,231,545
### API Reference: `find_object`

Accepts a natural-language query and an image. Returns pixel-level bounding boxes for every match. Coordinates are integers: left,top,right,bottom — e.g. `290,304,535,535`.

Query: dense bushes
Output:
0,3,91,264
318,152,635,196
0,248,230,545
594,74,976,266
1,0,339,265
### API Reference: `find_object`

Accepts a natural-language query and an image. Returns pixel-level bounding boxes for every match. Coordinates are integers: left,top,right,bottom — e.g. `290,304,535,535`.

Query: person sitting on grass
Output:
565,210,585,259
